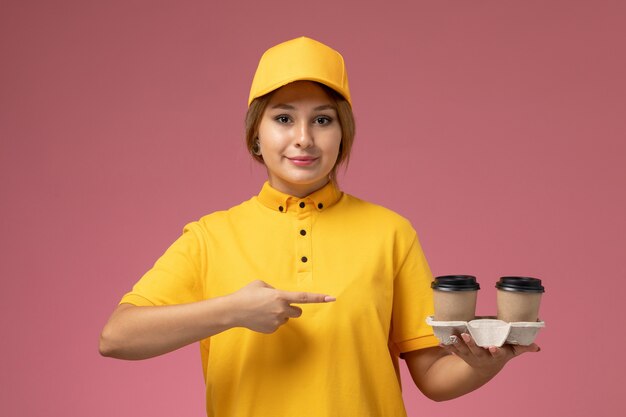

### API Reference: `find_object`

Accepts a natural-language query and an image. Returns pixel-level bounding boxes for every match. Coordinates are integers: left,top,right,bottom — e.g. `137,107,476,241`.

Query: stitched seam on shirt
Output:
392,230,418,282
122,293,156,306
395,335,439,353
185,222,208,299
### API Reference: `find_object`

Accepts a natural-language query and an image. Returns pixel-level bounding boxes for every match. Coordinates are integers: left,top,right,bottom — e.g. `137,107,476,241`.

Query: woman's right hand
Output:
228,280,335,333
99,280,335,360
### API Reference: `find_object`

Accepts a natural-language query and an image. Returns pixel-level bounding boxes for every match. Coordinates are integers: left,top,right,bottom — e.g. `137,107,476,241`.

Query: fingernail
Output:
461,333,470,342
324,296,336,302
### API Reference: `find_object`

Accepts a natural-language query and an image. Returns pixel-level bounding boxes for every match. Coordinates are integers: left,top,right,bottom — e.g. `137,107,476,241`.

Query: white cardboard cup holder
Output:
426,316,545,347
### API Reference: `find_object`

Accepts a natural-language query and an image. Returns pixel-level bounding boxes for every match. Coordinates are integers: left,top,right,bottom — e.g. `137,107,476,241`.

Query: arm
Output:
99,280,335,360
404,333,540,401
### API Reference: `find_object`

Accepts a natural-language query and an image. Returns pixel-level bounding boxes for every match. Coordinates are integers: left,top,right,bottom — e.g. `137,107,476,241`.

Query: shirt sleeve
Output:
389,232,440,355
119,222,206,306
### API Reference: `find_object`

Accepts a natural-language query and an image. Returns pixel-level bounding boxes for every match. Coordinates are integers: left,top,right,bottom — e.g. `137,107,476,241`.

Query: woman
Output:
100,37,539,417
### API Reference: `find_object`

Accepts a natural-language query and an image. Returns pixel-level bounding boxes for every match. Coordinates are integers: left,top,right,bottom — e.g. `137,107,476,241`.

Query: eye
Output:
275,115,291,124
314,116,333,125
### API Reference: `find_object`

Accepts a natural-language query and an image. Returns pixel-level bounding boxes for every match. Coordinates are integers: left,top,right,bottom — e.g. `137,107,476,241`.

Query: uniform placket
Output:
295,199,313,285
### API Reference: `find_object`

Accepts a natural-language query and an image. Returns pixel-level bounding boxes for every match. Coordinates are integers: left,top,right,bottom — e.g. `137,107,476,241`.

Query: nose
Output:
295,120,313,148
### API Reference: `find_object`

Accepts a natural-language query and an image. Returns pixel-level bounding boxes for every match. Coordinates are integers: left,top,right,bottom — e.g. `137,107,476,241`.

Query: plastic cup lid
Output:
495,276,545,293
431,275,480,291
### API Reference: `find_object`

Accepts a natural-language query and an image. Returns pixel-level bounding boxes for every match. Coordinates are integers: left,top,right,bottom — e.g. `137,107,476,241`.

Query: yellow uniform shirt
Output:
121,181,439,417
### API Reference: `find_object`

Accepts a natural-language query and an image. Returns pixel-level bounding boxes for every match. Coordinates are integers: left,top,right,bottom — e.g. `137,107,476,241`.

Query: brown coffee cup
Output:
431,275,480,322
496,276,545,322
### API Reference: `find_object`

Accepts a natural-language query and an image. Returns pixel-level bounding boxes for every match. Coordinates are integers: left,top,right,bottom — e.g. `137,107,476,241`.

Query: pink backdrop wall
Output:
2,1,624,415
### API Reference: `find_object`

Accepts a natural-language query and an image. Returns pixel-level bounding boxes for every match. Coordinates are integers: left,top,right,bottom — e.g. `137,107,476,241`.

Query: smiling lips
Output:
287,156,319,166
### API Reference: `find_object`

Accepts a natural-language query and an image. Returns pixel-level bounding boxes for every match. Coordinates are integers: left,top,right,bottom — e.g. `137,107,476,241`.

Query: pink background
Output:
2,1,624,415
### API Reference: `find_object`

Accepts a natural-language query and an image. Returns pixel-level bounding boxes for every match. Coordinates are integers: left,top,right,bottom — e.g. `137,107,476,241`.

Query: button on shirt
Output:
120,181,438,417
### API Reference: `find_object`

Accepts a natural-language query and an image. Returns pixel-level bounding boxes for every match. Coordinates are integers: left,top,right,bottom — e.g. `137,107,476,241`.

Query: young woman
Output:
100,37,539,417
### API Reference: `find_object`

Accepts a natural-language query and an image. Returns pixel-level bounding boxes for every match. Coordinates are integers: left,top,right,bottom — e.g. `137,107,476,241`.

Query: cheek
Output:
258,125,285,153
326,130,343,157
260,119,291,139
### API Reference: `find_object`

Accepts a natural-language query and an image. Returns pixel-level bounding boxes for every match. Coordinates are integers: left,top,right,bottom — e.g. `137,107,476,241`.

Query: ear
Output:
252,139,262,156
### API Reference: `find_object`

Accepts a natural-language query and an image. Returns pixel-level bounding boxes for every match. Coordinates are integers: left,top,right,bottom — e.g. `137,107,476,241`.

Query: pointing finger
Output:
279,290,336,304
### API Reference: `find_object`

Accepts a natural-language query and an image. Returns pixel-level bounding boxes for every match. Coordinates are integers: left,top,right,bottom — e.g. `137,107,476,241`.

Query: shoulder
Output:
339,192,416,238
341,193,413,225
183,197,258,236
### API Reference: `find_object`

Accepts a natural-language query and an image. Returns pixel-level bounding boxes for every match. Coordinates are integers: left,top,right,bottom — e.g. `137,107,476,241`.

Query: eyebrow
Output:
270,103,336,111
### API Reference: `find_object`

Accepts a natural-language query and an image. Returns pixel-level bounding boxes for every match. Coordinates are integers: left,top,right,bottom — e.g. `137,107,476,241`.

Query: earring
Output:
252,139,262,156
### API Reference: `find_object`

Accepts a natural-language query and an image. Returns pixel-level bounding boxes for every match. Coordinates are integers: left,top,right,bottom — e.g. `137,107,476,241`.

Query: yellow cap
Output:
248,37,351,106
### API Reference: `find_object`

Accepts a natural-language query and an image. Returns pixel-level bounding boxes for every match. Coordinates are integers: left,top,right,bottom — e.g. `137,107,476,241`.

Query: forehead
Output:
268,81,334,106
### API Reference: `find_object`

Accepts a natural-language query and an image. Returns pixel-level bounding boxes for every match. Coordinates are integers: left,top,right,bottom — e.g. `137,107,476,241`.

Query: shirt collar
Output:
257,181,342,213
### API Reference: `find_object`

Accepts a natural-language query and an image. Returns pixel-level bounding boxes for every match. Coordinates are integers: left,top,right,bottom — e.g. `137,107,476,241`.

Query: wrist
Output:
216,292,244,329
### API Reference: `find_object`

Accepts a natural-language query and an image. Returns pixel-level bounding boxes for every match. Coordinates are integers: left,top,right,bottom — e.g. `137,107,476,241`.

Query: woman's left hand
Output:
440,333,540,377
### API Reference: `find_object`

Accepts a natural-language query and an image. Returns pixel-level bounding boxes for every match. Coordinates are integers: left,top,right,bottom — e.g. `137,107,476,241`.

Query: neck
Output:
267,177,331,198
